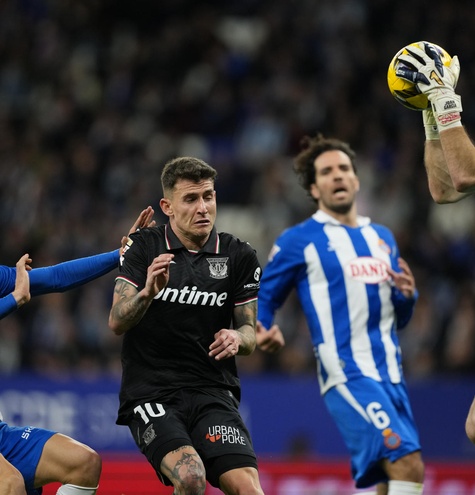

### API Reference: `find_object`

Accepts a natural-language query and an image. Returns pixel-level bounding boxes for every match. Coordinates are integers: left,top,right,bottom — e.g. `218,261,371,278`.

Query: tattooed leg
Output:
161,446,206,495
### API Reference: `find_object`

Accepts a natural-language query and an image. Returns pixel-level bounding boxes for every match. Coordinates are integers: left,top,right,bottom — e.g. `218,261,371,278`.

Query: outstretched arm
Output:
425,128,475,203
28,250,119,296
5,206,156,297
398,44,475,203
438,127,475,196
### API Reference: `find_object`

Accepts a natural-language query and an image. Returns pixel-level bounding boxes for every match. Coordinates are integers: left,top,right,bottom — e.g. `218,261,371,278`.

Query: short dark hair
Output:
293,133,357,197
161,156,218,193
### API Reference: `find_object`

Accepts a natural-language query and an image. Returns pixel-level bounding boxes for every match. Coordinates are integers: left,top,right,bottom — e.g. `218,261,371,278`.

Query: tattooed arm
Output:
109,253,174,335
208,300,257,360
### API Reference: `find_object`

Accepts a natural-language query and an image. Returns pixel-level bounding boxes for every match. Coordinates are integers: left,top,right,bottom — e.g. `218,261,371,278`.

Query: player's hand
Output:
143,254,174,299
256,321,285,353
397,43,460,91
387,258,416,299
397,43,462,127
127,206,156,236
13,254,32,308
209,329,242,361
120,206,157,255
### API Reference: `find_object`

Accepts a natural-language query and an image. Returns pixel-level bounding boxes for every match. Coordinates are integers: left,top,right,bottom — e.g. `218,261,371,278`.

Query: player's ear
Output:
160,198,173,217
310,182,320,201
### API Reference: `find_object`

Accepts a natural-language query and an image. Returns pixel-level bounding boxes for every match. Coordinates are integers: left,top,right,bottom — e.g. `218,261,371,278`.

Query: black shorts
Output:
127,388,258,487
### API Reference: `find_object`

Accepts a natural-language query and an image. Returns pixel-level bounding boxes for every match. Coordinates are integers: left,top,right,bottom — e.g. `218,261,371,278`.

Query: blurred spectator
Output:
442,285,475,373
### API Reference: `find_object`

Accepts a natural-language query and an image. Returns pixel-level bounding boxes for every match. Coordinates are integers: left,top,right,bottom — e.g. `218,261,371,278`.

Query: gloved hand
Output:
422,107,439,140
397,43,462,129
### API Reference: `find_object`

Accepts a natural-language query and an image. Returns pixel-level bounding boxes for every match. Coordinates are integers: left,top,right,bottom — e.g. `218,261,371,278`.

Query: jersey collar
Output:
313,209,371,227
165,223,220,253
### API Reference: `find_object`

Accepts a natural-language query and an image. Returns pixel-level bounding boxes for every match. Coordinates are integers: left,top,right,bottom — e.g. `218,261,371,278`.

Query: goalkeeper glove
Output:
422,107,439,140
397,43,462,130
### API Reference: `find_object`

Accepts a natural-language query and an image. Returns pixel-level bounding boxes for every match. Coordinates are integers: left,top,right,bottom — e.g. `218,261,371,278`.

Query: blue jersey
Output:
0,250,119,319
258,210,417,394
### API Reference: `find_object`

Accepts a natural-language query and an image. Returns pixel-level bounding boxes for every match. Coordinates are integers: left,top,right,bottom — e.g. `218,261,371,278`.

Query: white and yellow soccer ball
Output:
387,41,452,110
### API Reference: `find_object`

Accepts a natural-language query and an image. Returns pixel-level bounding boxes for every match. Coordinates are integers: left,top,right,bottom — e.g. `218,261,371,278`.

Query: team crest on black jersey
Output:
207,257,229,279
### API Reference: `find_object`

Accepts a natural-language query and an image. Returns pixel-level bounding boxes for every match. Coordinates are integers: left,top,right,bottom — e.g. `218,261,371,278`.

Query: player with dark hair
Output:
256,134,424,495
0,207,155,495
109,157,264,495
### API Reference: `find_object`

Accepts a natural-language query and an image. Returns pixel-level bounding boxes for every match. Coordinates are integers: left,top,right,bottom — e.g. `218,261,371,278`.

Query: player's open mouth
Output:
333,187,347,194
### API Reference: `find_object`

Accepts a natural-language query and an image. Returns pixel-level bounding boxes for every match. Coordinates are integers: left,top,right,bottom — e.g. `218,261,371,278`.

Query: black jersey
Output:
115,223,261,424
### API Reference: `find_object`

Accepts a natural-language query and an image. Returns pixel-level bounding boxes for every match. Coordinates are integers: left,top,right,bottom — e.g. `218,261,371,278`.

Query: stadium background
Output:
0,0,475,493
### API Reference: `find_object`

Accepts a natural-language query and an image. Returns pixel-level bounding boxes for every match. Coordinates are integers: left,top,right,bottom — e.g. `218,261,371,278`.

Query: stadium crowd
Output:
0,0,475,379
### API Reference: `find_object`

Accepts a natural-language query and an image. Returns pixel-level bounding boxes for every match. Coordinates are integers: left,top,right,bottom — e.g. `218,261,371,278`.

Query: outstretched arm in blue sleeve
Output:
28,250,119,296
0,206,156,318
0,250,119,301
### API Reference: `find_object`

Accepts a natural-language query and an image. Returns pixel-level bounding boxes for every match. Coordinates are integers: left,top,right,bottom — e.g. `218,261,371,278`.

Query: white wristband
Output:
422,108,439,140
431,92,463,130
437,112,462,130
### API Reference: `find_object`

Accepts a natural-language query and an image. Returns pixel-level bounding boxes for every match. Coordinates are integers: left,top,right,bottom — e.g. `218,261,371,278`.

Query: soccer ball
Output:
387,41,452,110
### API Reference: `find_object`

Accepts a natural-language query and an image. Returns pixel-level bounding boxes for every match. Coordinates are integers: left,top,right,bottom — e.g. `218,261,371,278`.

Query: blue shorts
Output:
0,421,56,494
323,377,421,488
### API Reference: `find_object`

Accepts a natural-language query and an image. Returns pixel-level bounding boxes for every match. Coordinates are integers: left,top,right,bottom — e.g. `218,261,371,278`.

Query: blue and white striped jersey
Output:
258,210,417,394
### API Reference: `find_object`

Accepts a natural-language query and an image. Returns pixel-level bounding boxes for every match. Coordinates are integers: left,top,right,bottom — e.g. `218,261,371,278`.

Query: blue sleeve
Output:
393,287,418,329
0,293,19,319
0,265,17,297
0,250,118,319
28,250,119,296
378,226,417,330
258,232,302,329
